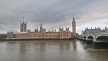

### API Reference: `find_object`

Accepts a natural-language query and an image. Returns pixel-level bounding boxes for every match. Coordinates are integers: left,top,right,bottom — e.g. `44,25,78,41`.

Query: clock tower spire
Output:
72,17,76,39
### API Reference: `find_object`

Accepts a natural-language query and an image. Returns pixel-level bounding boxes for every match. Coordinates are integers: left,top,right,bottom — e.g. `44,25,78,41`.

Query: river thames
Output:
0,40,108,61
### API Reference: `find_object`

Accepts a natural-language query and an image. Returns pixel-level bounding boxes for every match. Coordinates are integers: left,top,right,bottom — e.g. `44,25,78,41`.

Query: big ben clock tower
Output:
72,17,76,39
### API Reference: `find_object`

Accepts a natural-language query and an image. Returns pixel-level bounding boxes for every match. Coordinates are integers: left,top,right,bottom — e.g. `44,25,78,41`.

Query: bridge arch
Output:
96,35,108,42
88,36,93,40
84,36,86,39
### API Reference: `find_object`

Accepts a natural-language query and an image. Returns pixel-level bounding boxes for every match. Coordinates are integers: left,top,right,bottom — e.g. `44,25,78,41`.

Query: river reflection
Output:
0,40,108,61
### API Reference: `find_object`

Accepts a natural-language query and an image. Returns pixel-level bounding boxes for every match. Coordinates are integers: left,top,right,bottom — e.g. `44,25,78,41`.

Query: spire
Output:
40,22,43,32
35,28,37,32
73,17,75,22
72,16,76,39
22,17,24,23
72,17,76,25
41,22,42,27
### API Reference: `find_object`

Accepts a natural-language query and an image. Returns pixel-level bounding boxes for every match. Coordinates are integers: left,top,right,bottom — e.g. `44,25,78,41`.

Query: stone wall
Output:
14,31,72,39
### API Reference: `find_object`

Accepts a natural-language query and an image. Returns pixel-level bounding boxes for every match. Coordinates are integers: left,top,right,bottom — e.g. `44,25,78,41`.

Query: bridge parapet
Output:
81,32,108,42
93,32,108,42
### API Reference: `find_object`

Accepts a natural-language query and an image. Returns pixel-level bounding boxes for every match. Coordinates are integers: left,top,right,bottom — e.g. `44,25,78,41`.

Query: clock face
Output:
73,23,75,25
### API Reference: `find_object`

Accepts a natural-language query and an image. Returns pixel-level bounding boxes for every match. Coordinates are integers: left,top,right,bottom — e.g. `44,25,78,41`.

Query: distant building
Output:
7,30,17,38
7,17,77,39
103,26,108,32
82,27,108,36
0,34,7,39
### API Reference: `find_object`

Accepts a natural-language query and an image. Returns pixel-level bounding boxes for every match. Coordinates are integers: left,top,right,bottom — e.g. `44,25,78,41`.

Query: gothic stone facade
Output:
15,31,72,39
7,17,76,39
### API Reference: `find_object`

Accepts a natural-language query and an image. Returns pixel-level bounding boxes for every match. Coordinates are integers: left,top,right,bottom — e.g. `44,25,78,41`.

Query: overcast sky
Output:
0,0,108,34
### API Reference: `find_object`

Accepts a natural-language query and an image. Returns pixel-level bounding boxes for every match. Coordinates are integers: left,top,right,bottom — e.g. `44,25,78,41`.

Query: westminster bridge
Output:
80,32,108,48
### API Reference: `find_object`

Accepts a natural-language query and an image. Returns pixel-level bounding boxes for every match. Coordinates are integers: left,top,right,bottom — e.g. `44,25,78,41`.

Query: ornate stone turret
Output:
40,22,43,32
20,17,27,32
59,28,63,32
66,27,69,32
35,27,38,32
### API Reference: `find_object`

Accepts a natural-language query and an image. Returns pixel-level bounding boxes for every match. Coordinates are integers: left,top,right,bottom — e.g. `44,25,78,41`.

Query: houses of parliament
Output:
7,17,76,39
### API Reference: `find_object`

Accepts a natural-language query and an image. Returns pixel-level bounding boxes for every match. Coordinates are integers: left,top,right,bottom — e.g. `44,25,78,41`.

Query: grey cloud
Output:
0,0,108,33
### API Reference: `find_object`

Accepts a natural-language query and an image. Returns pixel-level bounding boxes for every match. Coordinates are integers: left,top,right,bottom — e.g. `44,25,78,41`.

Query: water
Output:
0,40,108,61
